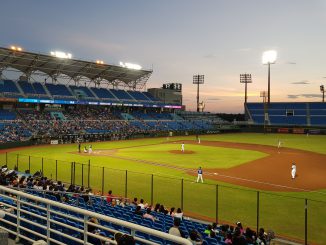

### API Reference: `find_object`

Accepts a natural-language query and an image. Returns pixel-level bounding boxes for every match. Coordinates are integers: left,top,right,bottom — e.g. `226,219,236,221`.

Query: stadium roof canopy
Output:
0,47,152,89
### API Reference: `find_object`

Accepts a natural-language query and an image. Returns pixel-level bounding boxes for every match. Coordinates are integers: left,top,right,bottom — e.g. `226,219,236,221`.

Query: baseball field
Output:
0,133,325,244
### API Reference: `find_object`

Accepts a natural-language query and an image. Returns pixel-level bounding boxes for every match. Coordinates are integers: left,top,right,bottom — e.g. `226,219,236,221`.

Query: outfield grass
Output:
1,133,326,244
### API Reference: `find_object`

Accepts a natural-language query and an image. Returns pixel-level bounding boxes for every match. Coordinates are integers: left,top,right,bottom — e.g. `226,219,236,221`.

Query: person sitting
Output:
138,198,146,209
174,208,183,220
169,207,175,217
187,230,203,244
143,208,155,222
106,190,113,203
134,206,143,216
169,218,184,237
224,232,233,244
131,197,138,207
204,224,212,235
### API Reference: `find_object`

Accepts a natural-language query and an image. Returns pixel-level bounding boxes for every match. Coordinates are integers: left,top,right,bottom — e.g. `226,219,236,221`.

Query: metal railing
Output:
0,185,192,244
1,152,326,245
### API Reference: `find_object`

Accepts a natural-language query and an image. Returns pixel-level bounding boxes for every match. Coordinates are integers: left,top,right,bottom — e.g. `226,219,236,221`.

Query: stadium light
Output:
193,74,205,112
50,51,72,59
10,45,23,51
240,73,252,104
96,60,104,65
119,62,142,70
262,50,277,104
260,91,268,133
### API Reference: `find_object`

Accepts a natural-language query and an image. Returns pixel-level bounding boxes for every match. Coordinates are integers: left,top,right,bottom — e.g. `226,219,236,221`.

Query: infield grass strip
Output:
115,144,268,169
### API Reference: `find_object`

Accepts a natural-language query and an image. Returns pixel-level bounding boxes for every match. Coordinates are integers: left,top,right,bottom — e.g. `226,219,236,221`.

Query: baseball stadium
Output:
0,2,326,245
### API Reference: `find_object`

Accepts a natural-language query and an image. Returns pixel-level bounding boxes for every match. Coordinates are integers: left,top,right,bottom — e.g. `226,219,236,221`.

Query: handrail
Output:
0,185,192,245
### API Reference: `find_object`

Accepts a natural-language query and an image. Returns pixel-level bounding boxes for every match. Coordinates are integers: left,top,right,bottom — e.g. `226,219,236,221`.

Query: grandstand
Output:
246,102,326,127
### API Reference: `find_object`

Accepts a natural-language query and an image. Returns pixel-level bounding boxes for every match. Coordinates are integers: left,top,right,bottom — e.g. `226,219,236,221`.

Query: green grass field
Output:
1,133,326,244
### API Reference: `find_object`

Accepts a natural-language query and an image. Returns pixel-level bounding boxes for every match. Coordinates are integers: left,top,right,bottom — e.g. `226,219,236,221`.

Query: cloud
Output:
287,94,321,99
291,80,310,85
285,62,297,65
287,95,299,99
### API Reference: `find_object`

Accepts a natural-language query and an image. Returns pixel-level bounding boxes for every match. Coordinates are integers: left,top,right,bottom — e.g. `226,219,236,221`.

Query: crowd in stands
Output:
0,164,274,245
0,107,215,144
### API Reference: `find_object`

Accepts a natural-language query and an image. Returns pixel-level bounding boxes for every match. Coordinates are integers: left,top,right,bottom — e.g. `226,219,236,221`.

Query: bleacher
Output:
45,83,74,97
0,80,181,109
246,102,326,126
0,110,16,120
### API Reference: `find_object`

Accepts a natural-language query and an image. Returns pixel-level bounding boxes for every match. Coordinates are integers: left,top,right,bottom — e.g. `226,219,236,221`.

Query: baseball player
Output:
198,137,201,144
277,140,282,149
88,145,93,154
83,146,88,153
291,163,296,179
181,142,185,152
196,167,203,183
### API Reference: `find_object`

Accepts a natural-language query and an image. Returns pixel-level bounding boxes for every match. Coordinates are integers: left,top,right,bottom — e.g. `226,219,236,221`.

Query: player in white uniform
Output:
181,142,185,152
196,167,203,183
291,163,296,179
198,137,201,144
84,146,88,153
88,145,93,154
277,140,282,149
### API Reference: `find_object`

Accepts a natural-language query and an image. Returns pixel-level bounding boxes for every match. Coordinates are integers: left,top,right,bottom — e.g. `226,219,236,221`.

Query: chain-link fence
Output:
2,152,326,244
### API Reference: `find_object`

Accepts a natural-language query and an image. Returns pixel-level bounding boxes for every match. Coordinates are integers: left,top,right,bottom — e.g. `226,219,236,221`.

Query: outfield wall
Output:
1,151,325,245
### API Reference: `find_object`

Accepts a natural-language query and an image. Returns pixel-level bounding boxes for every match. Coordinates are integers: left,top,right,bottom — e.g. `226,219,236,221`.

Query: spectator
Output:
174,208,183,220
134,206,143,216
138,198,145,209
187,230,203,245
169,218,184,237
131,197,138,207
106,190,113,203
257,228,267,245
224,233,233,244
232,227,246,245
236,221,244,234
169,207,175,217
143,208,155,222
153,203,160,212
204,224,212,235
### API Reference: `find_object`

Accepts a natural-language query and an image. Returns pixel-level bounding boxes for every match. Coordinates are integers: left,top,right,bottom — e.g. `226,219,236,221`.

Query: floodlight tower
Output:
262,50,277,103
260,91,268,133
240,73,252,104
193,74,205,112
321,85,325,102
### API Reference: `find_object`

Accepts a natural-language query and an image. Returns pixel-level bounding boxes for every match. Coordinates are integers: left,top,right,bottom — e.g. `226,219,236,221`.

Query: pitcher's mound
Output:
169,150,195,154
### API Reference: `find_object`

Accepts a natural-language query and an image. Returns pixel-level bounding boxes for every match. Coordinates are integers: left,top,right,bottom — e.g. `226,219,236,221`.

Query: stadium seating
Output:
45,83,73,97
69,85,96,98
109,89,135,102
0,80,20,93
247,102,326,126
90,87,117,100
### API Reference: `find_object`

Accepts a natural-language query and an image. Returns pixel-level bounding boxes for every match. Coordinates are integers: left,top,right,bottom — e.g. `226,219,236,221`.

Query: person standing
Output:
78,142,81,153
88,145,93,154
291,163,296,179
196,167,203,183
181,142,185,152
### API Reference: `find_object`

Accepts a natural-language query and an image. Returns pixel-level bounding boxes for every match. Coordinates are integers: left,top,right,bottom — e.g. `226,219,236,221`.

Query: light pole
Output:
193,74,205,112
262,50,277,104
321,85,325,102
240,73,252,104
260,91,268,133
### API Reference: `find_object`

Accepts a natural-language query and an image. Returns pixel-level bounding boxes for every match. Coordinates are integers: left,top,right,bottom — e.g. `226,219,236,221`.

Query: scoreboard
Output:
162,83,182,92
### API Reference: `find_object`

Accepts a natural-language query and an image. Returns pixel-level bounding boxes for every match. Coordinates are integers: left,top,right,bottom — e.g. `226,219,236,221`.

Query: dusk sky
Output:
1,0,326,112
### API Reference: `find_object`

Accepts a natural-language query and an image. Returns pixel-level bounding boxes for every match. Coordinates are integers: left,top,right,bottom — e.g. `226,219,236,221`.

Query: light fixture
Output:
50,51,72,59
262,50,277,64
119,62,142,70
